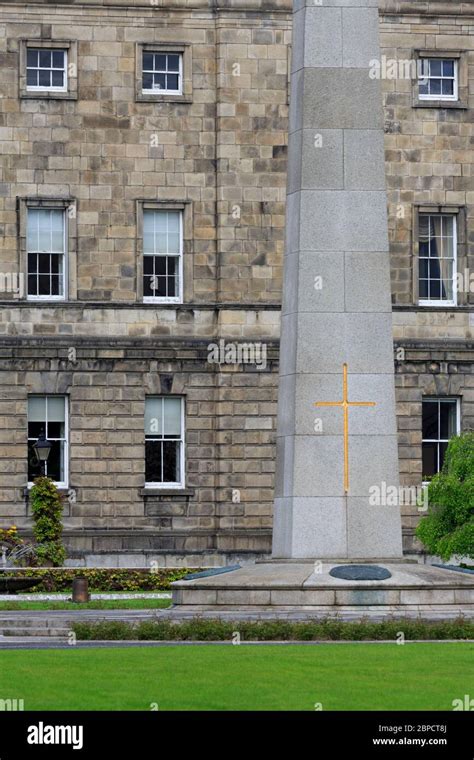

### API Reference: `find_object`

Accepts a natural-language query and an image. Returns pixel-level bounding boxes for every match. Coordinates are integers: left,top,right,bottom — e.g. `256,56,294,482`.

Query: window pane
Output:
143,256,153,276
167,55,180,72
418,82,429,96
38,275,50,295
28,421,44,439
422,401,438,439
38,211,51,252
439,442,449,472
440,260,453,300
51,275,62,296
419,215,430,240
428,259,441,279
156,232,167,253
419,242,429,258
27,49,38,67
155,257,166,275
442,60,454,77
52,51,64,69
430,79,442,96
28,396,46,422
143,53,154,70
167,212,180,234
155,54,167,71
163,398,182,436
38,253,50,273
419,259,429,279
143,210,155,252
47,421,65,439
38,69,51,88
163,441,179,482
47,397,65,422
27,275,37,295
50,254,60,274
439,402,456,439
28,253,38,274
27,209,39,251
430,280,441,299
50,210,64,252
419,279,429,299
422,442,437,479
167,74,179,91
39,50,52,68
441,79,454,96
154,276,167,297
27,69,38,87
46,441,62,481
143,275,154,298
145,397,162,436
28,441,42,481
153,73,166,90
430,59,442,77
145,440,162,482
142,73,153,90
167,233,180,254
51,70,64,87
28,253,38,273
167,257,178,297
442,233,454,260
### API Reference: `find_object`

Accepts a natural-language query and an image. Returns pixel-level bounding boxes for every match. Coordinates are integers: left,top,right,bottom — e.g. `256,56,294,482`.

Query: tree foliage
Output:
30,477,66,566
416,432,474,560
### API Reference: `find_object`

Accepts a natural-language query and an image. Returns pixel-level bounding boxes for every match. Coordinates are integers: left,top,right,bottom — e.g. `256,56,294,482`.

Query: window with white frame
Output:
28,396,68,486
418,214,456,305
418,58,458,101
422,398,459,480
145,397,184,487
143,209,182,302
27,208,66,299
142,51,182,94
26,48,67,91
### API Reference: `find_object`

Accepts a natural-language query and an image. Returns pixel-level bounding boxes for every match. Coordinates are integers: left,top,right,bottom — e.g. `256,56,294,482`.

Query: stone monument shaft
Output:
272,0,403,558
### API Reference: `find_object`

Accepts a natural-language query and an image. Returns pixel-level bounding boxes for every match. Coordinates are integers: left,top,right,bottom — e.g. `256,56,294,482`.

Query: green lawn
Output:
0,643,471,711
0,598,171,611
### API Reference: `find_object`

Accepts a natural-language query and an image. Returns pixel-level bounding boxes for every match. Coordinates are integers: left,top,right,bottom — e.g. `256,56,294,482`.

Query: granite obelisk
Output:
272,0,403,558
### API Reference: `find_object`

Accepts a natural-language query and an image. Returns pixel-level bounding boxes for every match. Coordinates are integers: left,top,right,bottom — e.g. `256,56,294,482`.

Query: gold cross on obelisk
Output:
313,364,376,494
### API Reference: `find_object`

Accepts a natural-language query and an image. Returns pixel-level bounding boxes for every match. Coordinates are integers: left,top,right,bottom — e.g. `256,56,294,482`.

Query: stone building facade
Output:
0,0,472,566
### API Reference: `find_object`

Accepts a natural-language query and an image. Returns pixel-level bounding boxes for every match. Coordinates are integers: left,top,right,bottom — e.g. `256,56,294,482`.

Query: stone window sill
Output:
140,488,195,498
413,100,468,110
136,95,192,104
20,92,77,101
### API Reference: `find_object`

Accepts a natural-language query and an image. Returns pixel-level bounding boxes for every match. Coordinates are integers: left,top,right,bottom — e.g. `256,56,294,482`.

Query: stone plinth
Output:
171,562,474,618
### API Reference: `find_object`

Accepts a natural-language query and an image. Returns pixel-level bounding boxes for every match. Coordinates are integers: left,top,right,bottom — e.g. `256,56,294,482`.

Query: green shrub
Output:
71,616,474,642
416,432,474,561
2,567,197,592
30,477,66,567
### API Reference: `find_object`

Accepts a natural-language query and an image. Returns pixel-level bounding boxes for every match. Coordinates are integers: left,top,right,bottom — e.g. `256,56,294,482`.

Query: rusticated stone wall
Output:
0,0,472,564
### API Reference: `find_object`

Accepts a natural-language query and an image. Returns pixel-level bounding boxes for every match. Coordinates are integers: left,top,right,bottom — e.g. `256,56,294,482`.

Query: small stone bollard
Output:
72,577,90,603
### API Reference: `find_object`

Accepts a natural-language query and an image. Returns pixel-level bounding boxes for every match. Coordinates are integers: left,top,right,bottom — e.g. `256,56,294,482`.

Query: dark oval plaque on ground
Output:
329,565,392,581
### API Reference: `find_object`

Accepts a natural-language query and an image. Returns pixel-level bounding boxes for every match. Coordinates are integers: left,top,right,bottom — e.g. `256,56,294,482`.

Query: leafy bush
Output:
416,432,474,561
2,567,197,592
30,477,66,566
72,616,474,642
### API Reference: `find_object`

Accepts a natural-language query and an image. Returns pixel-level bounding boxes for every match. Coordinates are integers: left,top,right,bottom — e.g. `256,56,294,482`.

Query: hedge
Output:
0,568,198,592
72,616,474,642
